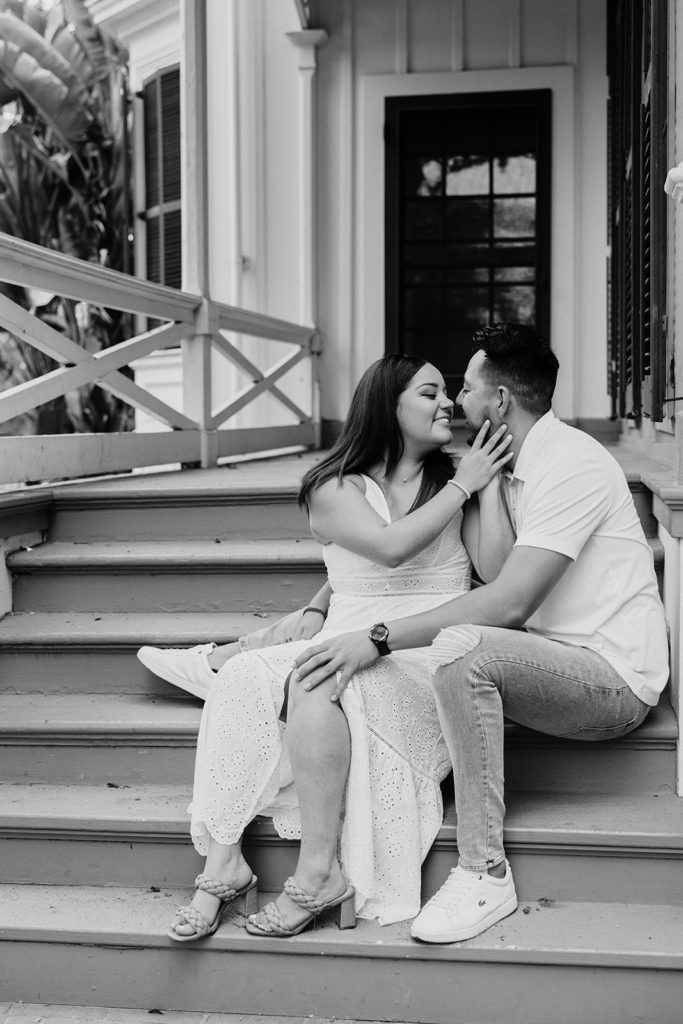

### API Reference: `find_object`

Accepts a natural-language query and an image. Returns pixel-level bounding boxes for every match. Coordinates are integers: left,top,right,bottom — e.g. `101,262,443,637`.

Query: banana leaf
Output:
63,0,110,82
47,20,95,96
0,13,94,142
0,0,46,36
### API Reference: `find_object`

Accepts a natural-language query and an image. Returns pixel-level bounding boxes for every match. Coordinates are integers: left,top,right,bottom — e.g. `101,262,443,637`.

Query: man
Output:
292,322,669,944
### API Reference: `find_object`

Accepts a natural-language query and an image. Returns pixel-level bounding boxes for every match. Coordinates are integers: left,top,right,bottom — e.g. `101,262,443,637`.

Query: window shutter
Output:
607,0,667,422
141,66,181,291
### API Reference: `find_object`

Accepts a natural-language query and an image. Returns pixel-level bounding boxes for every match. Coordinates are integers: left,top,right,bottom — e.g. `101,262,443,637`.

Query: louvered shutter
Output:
608,0,668,422
141,66,181,290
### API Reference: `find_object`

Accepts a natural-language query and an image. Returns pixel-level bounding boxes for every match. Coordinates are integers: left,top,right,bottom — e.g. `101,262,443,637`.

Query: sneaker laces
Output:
427,868,482,911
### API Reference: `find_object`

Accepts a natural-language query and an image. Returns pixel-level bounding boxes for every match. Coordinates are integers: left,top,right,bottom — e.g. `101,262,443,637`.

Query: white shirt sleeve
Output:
514,455,613,560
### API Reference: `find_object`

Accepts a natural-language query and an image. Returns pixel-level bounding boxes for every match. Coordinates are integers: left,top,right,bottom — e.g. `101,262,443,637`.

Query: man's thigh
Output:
440,625,648,741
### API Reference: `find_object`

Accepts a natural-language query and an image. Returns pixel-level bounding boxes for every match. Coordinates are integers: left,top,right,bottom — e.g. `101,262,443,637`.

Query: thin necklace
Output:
385,465,422,485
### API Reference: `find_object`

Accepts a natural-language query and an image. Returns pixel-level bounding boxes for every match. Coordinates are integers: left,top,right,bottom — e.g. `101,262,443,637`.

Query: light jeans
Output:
431,625,651,871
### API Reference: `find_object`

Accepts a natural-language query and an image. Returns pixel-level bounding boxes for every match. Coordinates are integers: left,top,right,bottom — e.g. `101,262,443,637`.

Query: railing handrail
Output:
0,234,317,347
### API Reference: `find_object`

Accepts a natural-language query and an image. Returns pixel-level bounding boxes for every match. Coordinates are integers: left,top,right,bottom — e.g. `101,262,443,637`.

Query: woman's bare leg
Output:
171,836,253,936
265,678,351,928
207,642,240,671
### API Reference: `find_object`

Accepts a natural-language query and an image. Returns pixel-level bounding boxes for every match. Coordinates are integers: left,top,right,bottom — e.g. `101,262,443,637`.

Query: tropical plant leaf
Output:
0,11,92,103
63,0,110,81
47,20,95,94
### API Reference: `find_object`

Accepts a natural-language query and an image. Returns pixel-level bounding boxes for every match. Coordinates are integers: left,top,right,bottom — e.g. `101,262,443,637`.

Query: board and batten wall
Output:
311,0,609,425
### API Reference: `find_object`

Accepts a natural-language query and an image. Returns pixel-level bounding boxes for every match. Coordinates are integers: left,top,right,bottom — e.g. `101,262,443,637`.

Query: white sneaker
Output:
410,861,517,943
136,642,218,699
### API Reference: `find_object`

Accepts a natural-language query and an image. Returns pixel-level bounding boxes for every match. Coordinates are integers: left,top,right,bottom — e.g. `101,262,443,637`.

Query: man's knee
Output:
429,624,482,695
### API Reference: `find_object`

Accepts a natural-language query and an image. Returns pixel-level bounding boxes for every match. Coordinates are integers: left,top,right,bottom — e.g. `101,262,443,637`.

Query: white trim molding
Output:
86,0,179,43
357,65,576,419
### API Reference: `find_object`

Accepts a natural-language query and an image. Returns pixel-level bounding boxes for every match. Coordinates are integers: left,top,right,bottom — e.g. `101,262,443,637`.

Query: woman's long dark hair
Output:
298,354,454,512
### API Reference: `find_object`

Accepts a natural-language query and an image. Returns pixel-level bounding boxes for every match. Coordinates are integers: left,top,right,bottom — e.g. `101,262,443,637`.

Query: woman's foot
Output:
170,850,254,938
251,861,348,934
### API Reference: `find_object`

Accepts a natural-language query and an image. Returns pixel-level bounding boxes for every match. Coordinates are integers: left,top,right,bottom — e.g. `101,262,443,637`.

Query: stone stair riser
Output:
2,833,681,908
0,744,194,785
11,568,326,613
0,651,184,697
0,733,675,794
2,940,681,1024
1,738,675,795
50,502,310,542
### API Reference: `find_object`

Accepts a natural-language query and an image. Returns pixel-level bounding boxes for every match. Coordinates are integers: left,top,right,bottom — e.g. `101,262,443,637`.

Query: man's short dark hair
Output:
472,323,559,416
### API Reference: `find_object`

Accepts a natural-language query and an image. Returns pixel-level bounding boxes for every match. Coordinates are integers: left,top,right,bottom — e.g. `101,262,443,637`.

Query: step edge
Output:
1,917,681,971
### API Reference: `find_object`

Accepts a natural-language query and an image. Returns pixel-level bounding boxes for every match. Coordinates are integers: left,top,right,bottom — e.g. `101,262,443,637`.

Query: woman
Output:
169,354,514,941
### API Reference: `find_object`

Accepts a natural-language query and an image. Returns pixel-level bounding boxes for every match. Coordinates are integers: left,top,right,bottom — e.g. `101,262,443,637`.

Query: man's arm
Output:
292,546,571,698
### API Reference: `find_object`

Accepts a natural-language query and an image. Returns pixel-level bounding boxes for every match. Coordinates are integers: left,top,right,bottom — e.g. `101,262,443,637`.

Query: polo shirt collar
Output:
508,409,556,482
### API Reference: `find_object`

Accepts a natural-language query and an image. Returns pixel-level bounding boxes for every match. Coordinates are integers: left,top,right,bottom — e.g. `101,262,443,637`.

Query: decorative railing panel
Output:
0,233,320,486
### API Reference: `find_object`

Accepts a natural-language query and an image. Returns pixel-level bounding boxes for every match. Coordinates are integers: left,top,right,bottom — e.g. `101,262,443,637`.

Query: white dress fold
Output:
189,475,471,924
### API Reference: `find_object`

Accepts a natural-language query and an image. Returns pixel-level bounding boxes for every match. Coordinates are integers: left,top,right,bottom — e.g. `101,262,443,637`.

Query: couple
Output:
139,322,668,946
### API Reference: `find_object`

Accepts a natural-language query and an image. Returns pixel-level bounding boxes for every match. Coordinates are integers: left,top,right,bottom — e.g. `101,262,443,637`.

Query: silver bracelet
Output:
447,478,471,501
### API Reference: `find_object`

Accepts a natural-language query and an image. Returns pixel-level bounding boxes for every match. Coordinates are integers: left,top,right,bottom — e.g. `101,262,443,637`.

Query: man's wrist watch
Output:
368,622,391,656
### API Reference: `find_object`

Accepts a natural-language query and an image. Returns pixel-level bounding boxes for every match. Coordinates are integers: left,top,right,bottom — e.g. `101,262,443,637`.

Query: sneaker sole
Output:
410,892,518,944
136,648,213,700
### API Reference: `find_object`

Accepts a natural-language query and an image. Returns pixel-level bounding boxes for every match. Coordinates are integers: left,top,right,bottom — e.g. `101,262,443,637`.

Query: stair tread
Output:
7,539,323,568
2,782,682,847
0,611,280,646
0,883,681,967
0,690,675,745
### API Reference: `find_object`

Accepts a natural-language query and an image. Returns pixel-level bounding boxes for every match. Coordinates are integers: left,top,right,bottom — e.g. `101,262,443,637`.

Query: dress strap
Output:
359,474,392,523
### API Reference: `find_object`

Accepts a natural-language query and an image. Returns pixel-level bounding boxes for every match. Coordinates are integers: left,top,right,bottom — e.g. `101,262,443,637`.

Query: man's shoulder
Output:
539,419,620,470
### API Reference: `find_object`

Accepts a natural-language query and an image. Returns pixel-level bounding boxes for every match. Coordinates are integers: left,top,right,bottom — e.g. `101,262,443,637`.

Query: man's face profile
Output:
457,350,501,445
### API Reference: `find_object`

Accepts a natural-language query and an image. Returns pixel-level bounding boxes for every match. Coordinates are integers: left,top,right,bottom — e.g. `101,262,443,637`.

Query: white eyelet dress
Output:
189,475,472,924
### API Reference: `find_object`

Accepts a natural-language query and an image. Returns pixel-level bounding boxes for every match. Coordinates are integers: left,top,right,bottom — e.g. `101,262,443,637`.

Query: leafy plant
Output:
0,0,133,434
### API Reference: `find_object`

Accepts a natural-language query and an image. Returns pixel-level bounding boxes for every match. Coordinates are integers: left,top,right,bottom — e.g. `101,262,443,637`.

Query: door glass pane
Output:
494,266,535,282
493,154,535,194
446,286,490,326
493,197,535,238
406,157,443,196
405,200,443,241
404,287,443,329
447,199,489,241
405,268,443,285
447,267,489,283
493,285,536,323
446,155,489,195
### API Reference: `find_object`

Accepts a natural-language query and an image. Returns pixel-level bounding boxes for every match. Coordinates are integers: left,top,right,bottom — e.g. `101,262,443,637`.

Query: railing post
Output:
181,0,216,467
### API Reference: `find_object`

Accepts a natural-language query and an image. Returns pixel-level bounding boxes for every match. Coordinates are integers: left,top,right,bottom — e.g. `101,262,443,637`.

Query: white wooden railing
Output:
0,233,320,486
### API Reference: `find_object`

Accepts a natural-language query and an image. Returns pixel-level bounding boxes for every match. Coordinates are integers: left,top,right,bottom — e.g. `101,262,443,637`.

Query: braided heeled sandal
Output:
245,875,356,937
168,872,259,943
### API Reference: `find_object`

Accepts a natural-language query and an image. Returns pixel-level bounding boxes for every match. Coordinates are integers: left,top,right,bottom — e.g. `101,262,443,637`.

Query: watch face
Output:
370,624,389,643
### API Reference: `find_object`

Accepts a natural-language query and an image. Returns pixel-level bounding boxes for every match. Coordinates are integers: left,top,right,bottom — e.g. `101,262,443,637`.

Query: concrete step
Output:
1,782,682,906
0,883,681,1023
50,485,310,542
0,692,675,793
0,612,284,696
7,541,326,613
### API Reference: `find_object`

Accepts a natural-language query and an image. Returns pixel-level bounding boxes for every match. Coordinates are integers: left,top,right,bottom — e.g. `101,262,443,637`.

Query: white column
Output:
285,29,328,328
180,0,216,466
286,28,327,448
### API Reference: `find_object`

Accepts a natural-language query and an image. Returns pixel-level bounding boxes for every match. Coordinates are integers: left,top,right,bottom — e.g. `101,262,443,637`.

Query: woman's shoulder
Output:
309,473,367,504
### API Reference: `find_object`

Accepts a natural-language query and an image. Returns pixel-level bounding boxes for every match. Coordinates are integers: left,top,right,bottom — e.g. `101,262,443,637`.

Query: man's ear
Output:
497,386,512,416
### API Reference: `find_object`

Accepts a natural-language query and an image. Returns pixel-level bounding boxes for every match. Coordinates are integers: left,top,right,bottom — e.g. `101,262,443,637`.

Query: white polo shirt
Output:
503,411,668,706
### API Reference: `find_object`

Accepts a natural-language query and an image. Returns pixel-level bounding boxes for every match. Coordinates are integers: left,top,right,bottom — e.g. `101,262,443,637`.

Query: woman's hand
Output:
453,421,513,496
292,631,380,701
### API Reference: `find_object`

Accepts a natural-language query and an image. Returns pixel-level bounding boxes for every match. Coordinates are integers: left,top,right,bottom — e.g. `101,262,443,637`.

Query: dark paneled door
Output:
385,90,551,407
